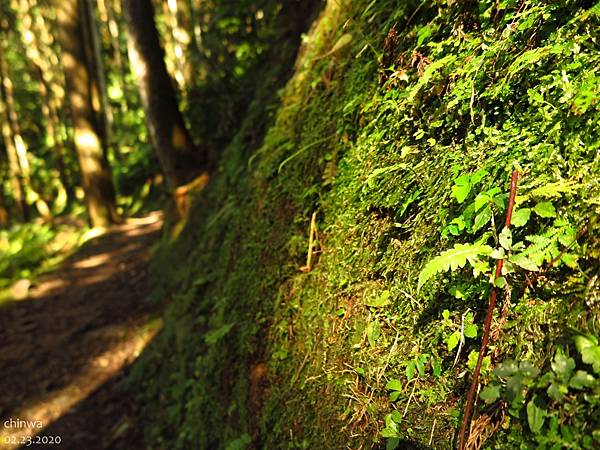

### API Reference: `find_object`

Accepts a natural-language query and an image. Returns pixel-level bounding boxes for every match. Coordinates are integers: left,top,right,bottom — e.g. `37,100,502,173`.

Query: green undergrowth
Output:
0,220,86,293
132,0,600,448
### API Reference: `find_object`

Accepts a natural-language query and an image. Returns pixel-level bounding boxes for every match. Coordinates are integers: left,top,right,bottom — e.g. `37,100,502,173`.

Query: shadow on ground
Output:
0,213,164,450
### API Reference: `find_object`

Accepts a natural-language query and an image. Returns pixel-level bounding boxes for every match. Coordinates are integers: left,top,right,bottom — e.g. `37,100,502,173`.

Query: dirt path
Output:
0,213,164,450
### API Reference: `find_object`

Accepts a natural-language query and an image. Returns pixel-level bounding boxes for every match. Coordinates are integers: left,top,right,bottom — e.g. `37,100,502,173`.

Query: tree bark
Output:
161,0,193,90
0,38,29,222
15,0,75,205
56,0,119,227
0,88,28,222
98,0,130,111
123,0,206,190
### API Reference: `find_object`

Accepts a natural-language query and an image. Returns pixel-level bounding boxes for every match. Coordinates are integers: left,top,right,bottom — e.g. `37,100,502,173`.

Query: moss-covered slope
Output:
133,1,600,448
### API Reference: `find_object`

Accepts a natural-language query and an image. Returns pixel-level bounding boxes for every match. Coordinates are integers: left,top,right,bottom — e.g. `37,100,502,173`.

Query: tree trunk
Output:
0,38,29,222
161,0,193,90
0,91,28,222
35,66,76,205
98,0,130,111
123,0,206,191
15,0,76,205
81,0,113,150
56,0,119,227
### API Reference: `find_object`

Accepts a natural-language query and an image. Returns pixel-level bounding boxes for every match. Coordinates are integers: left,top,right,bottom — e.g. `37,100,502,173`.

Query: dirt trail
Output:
0,213,163,450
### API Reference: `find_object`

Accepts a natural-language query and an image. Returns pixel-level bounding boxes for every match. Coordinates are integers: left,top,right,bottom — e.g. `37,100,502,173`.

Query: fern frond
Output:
418,243,493,291
528,181,579,199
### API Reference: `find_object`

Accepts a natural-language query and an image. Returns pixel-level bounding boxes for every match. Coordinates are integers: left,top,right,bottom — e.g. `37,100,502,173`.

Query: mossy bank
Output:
131,1,600,448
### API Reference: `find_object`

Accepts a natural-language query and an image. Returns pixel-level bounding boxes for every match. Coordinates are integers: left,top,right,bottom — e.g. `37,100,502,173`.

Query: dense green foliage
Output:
0,222,82,287
131,0,600,448
3,0,598,447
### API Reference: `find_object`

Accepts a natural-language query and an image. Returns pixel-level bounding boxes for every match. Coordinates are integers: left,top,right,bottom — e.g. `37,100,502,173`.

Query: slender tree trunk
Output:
35,66,75,204
98,0,130,111
15,0,75,205
123,0,206,190
81,0,113,150
0,92,28,222
0,39,29,222
161,0,192,90
0,40,30,184
56,0,120,227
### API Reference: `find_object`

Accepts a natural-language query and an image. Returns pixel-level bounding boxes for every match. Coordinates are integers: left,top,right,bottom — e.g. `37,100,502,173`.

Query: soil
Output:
0,213,164,450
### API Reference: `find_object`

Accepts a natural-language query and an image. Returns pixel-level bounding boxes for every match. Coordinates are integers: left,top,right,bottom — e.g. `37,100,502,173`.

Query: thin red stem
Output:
458,170,519,450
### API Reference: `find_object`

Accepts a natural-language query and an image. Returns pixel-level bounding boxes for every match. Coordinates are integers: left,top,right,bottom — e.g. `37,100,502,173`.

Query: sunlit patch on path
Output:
0,213,163,450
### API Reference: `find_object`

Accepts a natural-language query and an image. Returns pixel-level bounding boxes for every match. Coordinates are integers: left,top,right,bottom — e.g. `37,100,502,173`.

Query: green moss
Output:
133,0,600,448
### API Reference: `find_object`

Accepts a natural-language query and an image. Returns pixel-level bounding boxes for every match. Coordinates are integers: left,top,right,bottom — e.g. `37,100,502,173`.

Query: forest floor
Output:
0,213,164,450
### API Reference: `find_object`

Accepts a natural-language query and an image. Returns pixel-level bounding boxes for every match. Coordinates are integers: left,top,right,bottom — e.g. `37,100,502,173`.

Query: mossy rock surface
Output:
133,1,600,448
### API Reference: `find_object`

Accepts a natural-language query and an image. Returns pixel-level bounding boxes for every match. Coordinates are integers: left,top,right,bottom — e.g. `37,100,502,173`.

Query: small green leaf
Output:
406,362,416,380
452,183,471,203
519,361,540,378
494,360,519,377
473,206,492,232
509,254,539,271
390,410,402,423
574,334,599,351
442,309,450,320
367,321,381,347
574,334,600,374
416,357,425,377
329,33,353,54
581,345,600,374
527,395,546,434
454,174,470,186
534,201,557,218
471,169,487,185
472,258,491,277
560,253,578,269
381,425,400,438
464,323,478,339
547,382,566,402
569,370,595,389
390,390,401,402
511,208,531,227
449,285,465,298
490,248,505,259
499,228,512,250
474,193,491,212
551,351,575,380
480,383,501,403
494,276,506,288
505,374,523,402
432,358,442,377
414,129,425,140
467,350,479,370
386,379,403,391
446,331,460,351
386,437,400,449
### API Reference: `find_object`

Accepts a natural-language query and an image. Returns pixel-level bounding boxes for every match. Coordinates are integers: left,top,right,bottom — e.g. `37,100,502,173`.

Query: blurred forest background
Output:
1,0,599,449
0,0,308,290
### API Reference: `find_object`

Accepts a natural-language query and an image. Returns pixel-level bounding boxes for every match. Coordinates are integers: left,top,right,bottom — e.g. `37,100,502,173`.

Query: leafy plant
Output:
479,335,600,448
440,309,478,358
0,223,55,285
420,179,581,291
418,243,493,291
